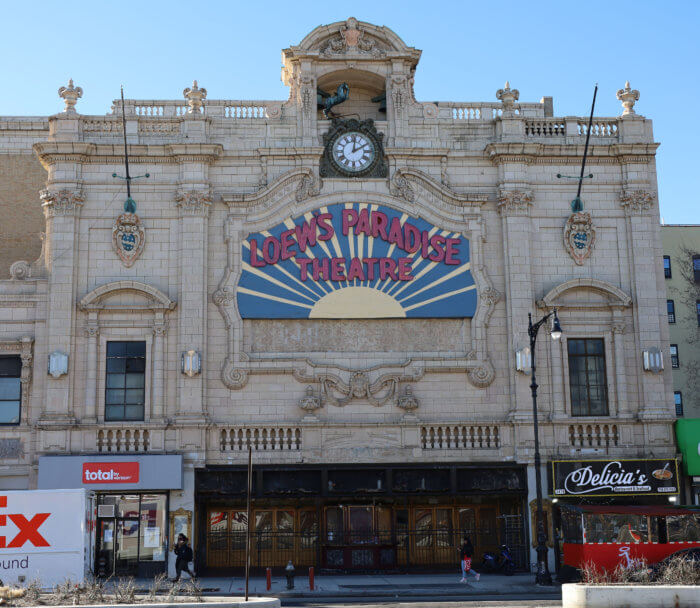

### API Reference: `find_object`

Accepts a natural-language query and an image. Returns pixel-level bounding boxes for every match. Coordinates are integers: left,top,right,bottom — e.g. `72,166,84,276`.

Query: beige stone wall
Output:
0,154,46,277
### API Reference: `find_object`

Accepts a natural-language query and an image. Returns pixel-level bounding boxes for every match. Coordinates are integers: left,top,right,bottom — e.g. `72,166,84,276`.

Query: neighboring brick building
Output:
661,225,700,418
0,19,677,578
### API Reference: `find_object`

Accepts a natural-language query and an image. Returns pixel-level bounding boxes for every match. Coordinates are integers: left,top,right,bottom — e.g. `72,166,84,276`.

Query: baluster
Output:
437,427,443,448
286,428,292,450
107,430,113,452
116,430,122,452
295,429,301,450
453,426,460,449
134,430,141,451
97,430,104,452
220,430,227,451
143,430,149,451
494,427,499,448
485,427,491,447
586,425,593,447
262,428,268,450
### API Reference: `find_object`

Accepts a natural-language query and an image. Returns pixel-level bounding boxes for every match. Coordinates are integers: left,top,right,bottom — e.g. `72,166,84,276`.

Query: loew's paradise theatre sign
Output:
237,203,477,319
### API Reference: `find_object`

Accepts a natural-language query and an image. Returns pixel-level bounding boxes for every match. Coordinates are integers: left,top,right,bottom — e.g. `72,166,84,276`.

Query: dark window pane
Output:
125,389,144,405
568,339,585,355
106,374,124,389
124,405,144,420
106,358,126,373
125,373,144,389
105,404,124,421
126,342,146,357
0,378,21,400
0,357,21,377
125,358,145,373
569,338,608,417
106,389,125,405
0,402,20,424
587,340,604,355
107,342,126,356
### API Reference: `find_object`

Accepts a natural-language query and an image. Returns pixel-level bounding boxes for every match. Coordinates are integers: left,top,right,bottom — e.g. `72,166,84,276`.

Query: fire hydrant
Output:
285,560,295,589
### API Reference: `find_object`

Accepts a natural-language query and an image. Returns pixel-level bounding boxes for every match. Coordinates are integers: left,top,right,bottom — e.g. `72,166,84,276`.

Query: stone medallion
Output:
112,212,145,267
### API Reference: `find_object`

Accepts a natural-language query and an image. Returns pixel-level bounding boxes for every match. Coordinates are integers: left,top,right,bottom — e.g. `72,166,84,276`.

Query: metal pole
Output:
576,84,598,199
529,313,552,586
245,445,252,600
119,87,132,198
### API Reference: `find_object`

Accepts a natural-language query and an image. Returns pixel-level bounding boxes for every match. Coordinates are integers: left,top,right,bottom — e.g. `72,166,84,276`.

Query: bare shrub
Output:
181,578,203,603
580,560,613,584
84,576,109,604
113,578,136,604
657,555,700,585
166,581,182,603
49,580,76,606
148,573,167,602
18,580,42,606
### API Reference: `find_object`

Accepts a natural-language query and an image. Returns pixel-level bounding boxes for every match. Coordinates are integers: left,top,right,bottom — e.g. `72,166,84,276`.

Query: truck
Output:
0,489,95,588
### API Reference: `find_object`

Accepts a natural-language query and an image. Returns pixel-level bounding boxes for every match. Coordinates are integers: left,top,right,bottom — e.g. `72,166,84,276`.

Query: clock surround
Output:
320,118,388,178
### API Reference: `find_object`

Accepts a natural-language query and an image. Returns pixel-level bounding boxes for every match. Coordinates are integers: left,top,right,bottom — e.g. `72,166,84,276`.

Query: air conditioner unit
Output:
98,504,115,518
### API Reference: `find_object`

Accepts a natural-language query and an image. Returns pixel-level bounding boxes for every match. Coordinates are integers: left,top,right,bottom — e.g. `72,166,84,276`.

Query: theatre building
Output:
0,19,678,575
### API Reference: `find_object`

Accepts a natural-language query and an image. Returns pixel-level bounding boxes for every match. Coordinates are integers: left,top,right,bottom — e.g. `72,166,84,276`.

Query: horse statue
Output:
317,83,350,118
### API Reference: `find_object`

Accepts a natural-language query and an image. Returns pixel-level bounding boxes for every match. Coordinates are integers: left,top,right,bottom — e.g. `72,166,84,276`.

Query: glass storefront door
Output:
97,493,168,577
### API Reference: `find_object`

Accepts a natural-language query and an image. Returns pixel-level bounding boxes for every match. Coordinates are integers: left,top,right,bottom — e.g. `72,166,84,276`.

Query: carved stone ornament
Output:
58,79,83,114
496,81,519,116
9,261,31,281
467,359,495,389
616,81,640,116
391,173,416,202
320,17,386,57
301,371,420,408
40,189,85,218
222,358,249,390
620,189,656,214
175,190,212,216
396,385,419,412
295,172,322,202
183,80,207,114
497,189,532,216
564,211,596,265
320,118,388,179
112,212,145,268
299,386,322,412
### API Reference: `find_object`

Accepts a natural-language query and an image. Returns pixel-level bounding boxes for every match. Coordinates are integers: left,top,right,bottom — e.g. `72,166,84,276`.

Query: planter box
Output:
563,583,700,608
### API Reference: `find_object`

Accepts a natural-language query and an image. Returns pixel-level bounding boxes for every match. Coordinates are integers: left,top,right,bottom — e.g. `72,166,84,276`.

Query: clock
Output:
331,131,376,173
320,119,387,178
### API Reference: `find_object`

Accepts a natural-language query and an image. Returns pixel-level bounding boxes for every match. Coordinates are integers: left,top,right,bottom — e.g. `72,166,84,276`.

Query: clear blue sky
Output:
2,0,697,223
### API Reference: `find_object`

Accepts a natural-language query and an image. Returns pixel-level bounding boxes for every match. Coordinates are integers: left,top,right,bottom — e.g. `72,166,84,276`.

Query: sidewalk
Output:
134,573,562,599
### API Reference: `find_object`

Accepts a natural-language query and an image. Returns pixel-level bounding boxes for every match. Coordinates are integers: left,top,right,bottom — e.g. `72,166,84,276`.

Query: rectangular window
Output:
568,338,609,416
105,341,146,421
667,300,676,324
663,255,672,278
693,255,700,283
697,301,700,326
670,344,679,368
674,391,683,417
0,357,21,425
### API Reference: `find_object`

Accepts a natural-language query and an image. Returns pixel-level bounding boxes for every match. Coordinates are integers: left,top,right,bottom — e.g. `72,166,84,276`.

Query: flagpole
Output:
576,84,598,200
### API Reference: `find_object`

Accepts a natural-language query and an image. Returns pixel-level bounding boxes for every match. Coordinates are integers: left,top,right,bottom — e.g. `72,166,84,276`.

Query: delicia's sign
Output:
552,459,679,497
237,203,477,319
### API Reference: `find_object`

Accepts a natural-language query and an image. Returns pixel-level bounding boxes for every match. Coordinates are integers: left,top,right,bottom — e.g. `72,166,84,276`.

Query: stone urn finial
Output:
58,79,83,114
616,80,640,116
496,81,519,116
183,80,207,114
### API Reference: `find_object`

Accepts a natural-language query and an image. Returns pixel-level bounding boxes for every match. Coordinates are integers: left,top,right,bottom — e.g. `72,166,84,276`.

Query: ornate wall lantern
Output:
181,350,202,377
643,347,664,373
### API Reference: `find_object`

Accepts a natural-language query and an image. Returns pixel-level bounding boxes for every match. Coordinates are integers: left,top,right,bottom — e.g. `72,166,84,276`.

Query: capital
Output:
497,188,532,216
40,188,85,218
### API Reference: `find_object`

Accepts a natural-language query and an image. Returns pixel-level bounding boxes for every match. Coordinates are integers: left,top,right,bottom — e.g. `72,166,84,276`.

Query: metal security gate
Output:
500,514,529,570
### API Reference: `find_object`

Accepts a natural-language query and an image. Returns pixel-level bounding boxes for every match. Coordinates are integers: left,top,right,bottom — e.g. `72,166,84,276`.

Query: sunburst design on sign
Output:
236,203,477,319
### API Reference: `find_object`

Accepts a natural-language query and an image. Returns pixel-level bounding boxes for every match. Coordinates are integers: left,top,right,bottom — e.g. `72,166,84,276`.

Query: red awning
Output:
561,504,700,516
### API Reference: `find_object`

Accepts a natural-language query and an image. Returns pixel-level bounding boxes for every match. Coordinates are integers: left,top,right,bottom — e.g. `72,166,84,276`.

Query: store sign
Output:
38,455,182,490
552,459,679,497
82,462,139,484
237,203,477,318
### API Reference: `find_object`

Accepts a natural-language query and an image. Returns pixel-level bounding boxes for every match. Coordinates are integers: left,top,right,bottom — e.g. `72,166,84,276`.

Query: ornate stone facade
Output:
0,19,674,573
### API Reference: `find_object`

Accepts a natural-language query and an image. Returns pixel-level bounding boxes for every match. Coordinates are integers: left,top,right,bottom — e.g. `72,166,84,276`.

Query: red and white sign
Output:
82,462,139,484
0,490,94,588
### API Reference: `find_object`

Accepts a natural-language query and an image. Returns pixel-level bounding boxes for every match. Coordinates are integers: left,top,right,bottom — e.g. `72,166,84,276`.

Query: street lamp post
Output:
528,308,562,586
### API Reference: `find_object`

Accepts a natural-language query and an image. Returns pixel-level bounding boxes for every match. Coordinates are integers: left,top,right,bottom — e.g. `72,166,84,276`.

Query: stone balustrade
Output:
97,428,151,452
568,423,619,448
220,427,302,452
421,425,501,449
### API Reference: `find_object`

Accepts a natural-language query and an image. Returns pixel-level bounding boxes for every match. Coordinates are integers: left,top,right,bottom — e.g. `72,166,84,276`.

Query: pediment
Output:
79,281,176,313
538,279,632,311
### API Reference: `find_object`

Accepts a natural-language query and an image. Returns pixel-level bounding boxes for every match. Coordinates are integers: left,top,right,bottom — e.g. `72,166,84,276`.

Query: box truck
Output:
0,489,95,588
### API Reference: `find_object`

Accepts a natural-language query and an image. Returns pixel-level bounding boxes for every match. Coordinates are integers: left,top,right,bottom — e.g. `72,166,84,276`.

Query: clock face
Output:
331,131,376,173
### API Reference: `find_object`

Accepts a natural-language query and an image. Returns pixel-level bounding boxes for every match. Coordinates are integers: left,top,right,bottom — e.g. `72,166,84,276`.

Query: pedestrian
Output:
459,536,480,583
172,533,196,581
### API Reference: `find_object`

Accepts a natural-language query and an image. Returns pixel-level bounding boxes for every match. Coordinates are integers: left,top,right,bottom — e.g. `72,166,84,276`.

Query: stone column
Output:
611,316,629,418
549,334,566,420
151,320,166,421
83,324,99,422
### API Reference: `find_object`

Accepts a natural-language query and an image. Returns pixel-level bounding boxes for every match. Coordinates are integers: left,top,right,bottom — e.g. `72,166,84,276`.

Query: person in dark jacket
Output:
173,533,196,581
459,536,480,582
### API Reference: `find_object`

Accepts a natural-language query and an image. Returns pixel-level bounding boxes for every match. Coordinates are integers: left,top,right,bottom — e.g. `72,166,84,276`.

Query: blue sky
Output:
2,0,697,223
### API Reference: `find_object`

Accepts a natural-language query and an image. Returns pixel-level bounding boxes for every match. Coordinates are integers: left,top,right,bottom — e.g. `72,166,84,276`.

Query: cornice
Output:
385,147,452,158
485,142,659,165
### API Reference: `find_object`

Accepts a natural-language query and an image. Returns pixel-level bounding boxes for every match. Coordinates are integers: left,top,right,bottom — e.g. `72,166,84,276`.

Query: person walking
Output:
173,533,196,581
459,536,480,583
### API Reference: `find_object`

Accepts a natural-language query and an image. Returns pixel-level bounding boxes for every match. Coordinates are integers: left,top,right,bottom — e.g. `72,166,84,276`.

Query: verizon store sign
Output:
39,455,182,490
82,462,139,484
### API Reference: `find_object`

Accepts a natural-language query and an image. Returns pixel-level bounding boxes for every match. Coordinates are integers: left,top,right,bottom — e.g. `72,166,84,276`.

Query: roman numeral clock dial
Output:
331,131,376,175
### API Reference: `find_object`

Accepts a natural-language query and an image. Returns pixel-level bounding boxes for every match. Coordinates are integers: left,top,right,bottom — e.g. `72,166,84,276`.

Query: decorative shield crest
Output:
112,212,145,267
564,211,596,265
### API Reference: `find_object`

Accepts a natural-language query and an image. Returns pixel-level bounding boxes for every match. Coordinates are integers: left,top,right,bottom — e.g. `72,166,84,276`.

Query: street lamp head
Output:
550,309,562,340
